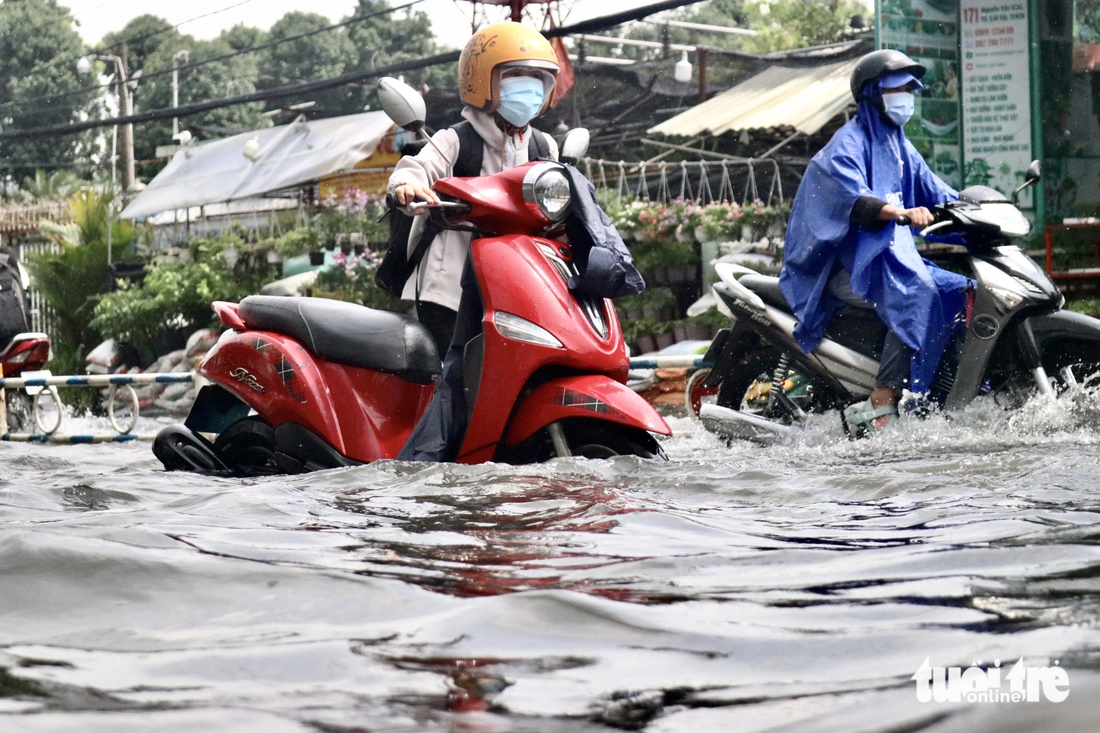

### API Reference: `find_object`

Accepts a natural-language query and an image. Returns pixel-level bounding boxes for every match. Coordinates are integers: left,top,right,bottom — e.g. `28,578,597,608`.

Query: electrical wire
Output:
0,0,257,90
1,0,425,119
1,51,459,141
0,0,705,141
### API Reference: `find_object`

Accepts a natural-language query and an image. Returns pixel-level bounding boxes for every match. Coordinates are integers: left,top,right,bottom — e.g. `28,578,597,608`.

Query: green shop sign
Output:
876,0,1038,211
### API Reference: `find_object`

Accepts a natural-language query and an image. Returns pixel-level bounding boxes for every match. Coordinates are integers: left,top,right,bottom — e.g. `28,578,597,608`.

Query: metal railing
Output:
0,371,195,442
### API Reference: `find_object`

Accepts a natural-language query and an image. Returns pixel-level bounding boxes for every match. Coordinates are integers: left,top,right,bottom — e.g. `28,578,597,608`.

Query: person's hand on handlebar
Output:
878,204,934,228
393,182,440,206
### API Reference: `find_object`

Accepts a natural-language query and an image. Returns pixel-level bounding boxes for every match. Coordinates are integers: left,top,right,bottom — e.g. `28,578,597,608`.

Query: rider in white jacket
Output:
389,106,558,312
387,20,560,354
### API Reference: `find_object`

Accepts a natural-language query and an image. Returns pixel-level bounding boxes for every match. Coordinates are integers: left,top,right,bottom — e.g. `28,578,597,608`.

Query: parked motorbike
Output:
153,78,669,475
698,161,1100,441
0,332,50,379
0,254,51,432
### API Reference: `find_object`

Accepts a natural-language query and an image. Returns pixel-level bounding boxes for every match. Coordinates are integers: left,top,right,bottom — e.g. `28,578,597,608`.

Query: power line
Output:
0,0,705,142
1,0,257,90
1,0,425,119
1,52,459,141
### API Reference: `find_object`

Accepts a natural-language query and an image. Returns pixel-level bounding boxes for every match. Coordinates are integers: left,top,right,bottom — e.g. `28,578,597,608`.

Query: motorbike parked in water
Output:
697,161,1100,441
0,255,52,432
1,332,52,432
153,78,669,476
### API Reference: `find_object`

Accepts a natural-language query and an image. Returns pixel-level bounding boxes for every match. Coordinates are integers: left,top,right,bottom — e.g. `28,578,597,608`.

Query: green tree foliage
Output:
345,0,449,113
92,227,281,344
100,14,181,74
220,23,269,53
741,0,866,52
619,0,863,57
258,11,356,114
131,34,268,165
21,169,81,199
0,0,98,180
27,189,137,373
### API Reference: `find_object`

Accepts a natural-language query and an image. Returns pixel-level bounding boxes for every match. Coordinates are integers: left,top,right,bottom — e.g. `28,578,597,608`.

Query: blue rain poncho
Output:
778,93,970,393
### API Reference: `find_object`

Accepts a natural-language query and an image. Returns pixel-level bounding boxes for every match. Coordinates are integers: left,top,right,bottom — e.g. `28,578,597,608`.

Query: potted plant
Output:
654,321,675,350
673,320,690,343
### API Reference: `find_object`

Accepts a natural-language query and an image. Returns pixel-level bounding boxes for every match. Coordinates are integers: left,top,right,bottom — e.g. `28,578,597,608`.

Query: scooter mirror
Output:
560,128,590,165
1013,159,1043,205
377,77,426,132
1025,159,1042,183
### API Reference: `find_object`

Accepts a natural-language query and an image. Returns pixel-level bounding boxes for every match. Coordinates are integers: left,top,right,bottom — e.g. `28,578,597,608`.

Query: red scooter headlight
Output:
522,163,571,223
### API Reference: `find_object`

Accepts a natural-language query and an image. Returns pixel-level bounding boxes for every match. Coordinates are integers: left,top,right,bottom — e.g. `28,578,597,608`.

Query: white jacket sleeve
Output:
387,128,461,193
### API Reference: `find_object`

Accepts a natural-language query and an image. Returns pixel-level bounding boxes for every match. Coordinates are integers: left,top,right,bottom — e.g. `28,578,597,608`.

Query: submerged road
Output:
2,396,1100,731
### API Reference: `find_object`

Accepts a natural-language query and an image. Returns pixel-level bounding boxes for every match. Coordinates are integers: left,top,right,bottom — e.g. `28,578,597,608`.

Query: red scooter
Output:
153,83,669,475
1,333,52,434
1,332,50,378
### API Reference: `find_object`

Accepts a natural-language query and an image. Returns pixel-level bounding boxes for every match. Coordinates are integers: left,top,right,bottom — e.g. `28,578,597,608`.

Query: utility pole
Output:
116,44,135,193
171,50,190,138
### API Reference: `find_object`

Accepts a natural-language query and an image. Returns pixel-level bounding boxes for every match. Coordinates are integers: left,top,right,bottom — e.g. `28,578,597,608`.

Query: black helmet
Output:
849,49,926,100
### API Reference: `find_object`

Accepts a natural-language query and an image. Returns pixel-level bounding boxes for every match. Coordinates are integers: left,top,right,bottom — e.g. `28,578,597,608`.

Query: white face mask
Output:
882,91,915,128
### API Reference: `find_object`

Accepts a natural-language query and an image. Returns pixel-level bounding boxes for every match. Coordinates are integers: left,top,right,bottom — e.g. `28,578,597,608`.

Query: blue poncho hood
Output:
778,91,969,393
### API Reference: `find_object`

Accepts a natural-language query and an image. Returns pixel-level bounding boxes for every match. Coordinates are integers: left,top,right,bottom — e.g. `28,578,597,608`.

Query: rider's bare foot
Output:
870,387,900,431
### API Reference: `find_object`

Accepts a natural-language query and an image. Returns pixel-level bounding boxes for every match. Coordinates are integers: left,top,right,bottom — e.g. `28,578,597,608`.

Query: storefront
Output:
876,0,1100,228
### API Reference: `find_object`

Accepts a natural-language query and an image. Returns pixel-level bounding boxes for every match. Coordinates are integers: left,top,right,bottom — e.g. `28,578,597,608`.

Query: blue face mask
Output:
882,91,915,128
497,76,545,128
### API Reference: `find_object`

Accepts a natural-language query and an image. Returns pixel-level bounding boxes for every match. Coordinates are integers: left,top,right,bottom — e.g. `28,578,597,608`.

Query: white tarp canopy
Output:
648,59,858,138
121,111,395,219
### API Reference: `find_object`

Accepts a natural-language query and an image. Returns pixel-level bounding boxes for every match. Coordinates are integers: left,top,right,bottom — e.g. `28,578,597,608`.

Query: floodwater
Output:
4,394,1100,732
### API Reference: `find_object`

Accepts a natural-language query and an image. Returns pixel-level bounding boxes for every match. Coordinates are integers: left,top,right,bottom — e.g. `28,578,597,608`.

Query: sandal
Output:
842,399,898,439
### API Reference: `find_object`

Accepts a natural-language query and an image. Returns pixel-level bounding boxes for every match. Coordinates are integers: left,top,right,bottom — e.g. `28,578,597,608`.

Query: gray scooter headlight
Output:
523,163,571,222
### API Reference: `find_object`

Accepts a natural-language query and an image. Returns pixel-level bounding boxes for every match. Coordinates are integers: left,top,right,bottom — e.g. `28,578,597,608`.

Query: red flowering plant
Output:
315,187,388,246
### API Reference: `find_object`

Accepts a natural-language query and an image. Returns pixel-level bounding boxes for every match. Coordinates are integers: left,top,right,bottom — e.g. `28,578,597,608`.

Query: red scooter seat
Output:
237,296,441,384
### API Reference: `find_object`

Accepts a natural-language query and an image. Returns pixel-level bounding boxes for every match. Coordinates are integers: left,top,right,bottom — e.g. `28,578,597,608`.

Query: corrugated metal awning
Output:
648,59,857,138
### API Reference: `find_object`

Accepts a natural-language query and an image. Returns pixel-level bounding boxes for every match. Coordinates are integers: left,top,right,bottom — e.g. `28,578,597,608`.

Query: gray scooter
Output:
698,162,1100,441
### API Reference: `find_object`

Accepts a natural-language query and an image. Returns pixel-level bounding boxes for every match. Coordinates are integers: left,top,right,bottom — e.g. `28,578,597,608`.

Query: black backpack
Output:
0,250,30,348
375,121,551,298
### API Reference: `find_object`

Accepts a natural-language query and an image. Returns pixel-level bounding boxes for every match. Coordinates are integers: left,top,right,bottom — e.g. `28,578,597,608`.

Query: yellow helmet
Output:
459,21,559,116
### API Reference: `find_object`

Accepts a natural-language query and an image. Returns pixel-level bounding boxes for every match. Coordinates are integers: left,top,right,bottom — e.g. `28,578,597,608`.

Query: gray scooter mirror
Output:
1025,159,1042,183
377,77,426,132
560,128,590,165
1012,159,1043,205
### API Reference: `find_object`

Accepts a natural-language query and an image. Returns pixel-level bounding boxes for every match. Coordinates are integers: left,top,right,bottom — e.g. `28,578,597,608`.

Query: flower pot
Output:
694,225,709,243
673,324,689,342
687,323,712,340
675,225,693,243
741,226,756,243
635,335,658,354
641,306,662,321
655,332,675,350
309,251,325,266
354,244,366,255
